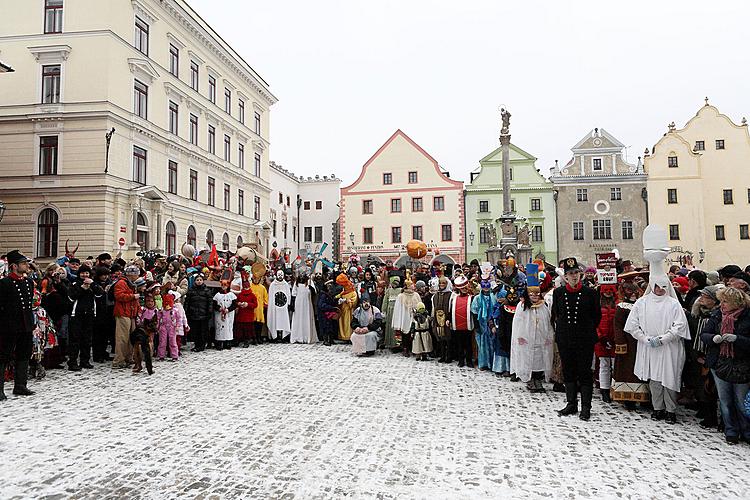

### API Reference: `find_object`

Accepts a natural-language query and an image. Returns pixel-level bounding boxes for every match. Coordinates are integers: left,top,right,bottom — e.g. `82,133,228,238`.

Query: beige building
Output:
0,0,277,262
645,100,750,269
340,130,465,265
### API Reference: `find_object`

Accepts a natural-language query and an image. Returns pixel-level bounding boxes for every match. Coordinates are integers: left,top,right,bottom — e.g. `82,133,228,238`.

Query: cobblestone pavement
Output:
2,343,749,499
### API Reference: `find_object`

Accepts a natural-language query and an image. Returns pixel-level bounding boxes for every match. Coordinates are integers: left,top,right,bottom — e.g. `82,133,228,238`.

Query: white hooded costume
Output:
267,271,292,339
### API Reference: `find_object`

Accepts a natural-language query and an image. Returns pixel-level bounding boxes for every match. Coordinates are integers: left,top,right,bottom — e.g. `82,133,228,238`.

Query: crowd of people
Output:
2,245,750,445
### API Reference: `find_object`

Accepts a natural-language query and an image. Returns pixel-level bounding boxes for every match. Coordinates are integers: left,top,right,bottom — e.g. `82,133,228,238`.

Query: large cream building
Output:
340,130,465,265
0,0,276,261
645,100,750,269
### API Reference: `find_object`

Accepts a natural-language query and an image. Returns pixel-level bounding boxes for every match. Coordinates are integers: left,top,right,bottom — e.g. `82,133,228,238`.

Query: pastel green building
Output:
465,143,558,265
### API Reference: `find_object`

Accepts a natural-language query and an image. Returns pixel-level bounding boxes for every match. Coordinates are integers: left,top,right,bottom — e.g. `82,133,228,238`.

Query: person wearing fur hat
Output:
382,275,403,350
66,264,103,371
447,275,475,368
595,284,618,403
552,257,602,421
431,276,453,363
335,273,358,342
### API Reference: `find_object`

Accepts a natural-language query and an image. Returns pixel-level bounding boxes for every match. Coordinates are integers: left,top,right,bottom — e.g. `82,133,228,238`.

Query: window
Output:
531,198,542,210
134,79,148,118
511,199,516,212
531,226,543,242
168,101,178,135
207,177,215,206
254,196,260,220
724,189,734,205
169,44,179,76
610,188,621,201
223,183,230,211
208,125,215,154
44,0,63,34
748,188,750,204
205,229,214,247
238,144,244,169
208,75,216,103
189,169,198,201
134,16,149,55
479,226,489,244
238,189,244,215
441,224,453,241
622,220,634,240
510,168,513,181
715,225,726,241
412,225,423,240
390,198,401,213
42,65,60,104
254,111,261,134
167,160,177,194
222,233,230,251
592,219,612,240
187,225,196,246
716,139,725,150
286,196,290,207
408,171,418,184
391,226,402,244
363,227,373,244
272,219,277,237
694,140,705,151
237,235,243,248
433,196,445,211
669,224,680,240
315,201,322,210
279,192,284,204
303,201,310,210
741,224,749,240
238,99,245,124
254,153,261,176
136,212,149,251
189,114,198,145
224,88,231,114
576,188,588,202
314,226,323,243
224,135,231,162
412,197,423,212
37,208,59,257
573,221,584,241
190,61,199,91
592,158,602,171
282,223,287,239
667,188,678,204
362,200,373,214
132,146,147,184
383,172,392,185
303,227,312,242
668,156,679,168
165,221,176,256
479,200,489,213
39,136,58,175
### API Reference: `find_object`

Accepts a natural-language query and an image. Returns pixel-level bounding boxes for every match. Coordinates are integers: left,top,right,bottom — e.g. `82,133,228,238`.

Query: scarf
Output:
9,272,25,281
565,283,583,293
719,304,744,358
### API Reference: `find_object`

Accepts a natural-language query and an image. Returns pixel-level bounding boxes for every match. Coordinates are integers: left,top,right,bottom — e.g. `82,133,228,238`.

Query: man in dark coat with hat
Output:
0,250,37,400
551,257,602,420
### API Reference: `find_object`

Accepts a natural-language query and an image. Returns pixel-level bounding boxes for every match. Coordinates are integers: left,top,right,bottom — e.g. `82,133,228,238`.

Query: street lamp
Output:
699,248,705,263
349,232,354,245
0,200,6,223
469,232,474,245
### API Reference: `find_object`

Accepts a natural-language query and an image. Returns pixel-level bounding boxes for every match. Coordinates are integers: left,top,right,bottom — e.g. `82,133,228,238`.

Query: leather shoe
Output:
80,362,94,369
68,364,82,372
13,387,35,396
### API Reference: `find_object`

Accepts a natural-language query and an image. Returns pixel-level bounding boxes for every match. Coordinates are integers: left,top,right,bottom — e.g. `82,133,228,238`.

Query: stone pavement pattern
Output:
2,344,749,499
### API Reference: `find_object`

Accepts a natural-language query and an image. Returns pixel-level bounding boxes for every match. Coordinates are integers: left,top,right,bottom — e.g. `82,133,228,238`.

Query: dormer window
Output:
667,156,678,168
592,158,602,171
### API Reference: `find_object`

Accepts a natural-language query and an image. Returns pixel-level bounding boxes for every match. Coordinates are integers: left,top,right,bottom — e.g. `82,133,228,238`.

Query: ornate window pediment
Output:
128,58,159,83
28,44,72,64
132,0,159,24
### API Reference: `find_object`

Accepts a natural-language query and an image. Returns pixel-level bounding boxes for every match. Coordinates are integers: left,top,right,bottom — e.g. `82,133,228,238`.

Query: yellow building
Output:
340,130,465,265
645,100,750,269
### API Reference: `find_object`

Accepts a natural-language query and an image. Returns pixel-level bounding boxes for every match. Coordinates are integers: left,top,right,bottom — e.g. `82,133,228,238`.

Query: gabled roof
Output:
571,128,625,151
479,143,538,163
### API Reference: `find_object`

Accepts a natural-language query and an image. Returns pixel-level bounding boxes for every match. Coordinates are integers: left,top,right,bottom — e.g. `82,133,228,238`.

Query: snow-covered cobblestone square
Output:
2,344,749,499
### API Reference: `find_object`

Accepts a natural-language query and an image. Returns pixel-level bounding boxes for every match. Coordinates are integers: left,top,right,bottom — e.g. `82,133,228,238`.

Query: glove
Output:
713,334,724,344
648,337,663,348
724,334,738,343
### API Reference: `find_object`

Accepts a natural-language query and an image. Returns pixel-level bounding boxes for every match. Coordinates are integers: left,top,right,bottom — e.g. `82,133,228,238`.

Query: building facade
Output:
340,130,465,265
269,161,340,262
0,0,276,261
552,128,647,266
645,101,750,270
465,143,557,265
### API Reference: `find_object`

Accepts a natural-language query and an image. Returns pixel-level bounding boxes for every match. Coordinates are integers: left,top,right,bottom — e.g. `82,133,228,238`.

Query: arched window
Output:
237,235,243,248
165,221,176,256
206,229,214,247
187,225,196,246
222,232,230,251
37,208,58,257
136,212,149,250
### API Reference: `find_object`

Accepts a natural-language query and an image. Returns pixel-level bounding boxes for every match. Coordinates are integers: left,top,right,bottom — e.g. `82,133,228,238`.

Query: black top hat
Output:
6,249,28,265
560,257,580,273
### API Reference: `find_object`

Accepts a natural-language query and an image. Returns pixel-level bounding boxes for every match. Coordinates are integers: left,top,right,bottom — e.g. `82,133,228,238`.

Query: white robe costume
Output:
510,300,554,383
268,279,292,339
290,283,317,344
391,290,422,333
212,291,237,341
624,290,690,392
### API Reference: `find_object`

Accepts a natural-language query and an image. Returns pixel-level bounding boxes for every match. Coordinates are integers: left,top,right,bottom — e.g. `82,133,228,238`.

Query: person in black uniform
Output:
551,257,602,421
0,250,37,401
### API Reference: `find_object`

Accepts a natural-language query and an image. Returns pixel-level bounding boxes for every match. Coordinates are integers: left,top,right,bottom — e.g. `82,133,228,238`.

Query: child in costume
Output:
213,279,237,350
410,302,433,361
157,294,181,361
595,284,618,402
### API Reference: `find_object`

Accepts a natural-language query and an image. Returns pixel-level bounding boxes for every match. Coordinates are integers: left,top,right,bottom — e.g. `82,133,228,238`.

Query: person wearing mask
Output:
611,281,648,407
700,286,750,444
112,265,141,369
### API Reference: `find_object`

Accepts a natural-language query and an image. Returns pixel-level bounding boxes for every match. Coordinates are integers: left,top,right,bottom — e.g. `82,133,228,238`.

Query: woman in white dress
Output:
213,280,237,350
511,286,555,392
290,275,318,344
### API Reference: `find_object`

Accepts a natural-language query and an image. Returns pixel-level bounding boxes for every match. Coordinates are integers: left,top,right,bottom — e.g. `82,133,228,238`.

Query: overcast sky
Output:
190,0,750,185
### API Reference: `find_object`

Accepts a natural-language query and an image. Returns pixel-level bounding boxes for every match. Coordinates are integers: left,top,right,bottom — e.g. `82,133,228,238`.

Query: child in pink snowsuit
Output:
157,294,181,361
169,290,189,355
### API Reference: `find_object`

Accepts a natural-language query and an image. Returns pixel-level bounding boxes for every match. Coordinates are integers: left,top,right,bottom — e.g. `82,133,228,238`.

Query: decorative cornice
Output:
187,49,204,65
128,57,160,83
131,0,159,24
28,44,72,62
252,139,265,153
164,81,187,102
166,32,185,49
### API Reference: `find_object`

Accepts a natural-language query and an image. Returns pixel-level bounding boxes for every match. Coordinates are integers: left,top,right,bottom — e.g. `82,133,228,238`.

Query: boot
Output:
12,359,35,396
557,383,578,416
0,363,6,401
600,388,611,403
534,378,546,393
699,402,718,428
579,383,593,421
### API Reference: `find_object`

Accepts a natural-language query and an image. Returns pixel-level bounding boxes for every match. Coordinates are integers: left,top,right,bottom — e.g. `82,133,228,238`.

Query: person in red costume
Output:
446,275,475,368
595,284,618,403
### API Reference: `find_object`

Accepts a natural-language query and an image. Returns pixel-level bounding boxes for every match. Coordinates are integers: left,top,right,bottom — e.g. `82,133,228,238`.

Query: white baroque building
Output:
0,0,277,261
269,161,340,262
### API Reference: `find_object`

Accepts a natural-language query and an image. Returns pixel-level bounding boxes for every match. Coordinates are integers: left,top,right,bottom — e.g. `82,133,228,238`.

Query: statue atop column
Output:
500,108,511,137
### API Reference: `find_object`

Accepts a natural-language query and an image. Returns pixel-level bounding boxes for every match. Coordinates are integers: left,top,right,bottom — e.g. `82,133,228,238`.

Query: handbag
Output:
324,309,340,321
713,355,750,384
